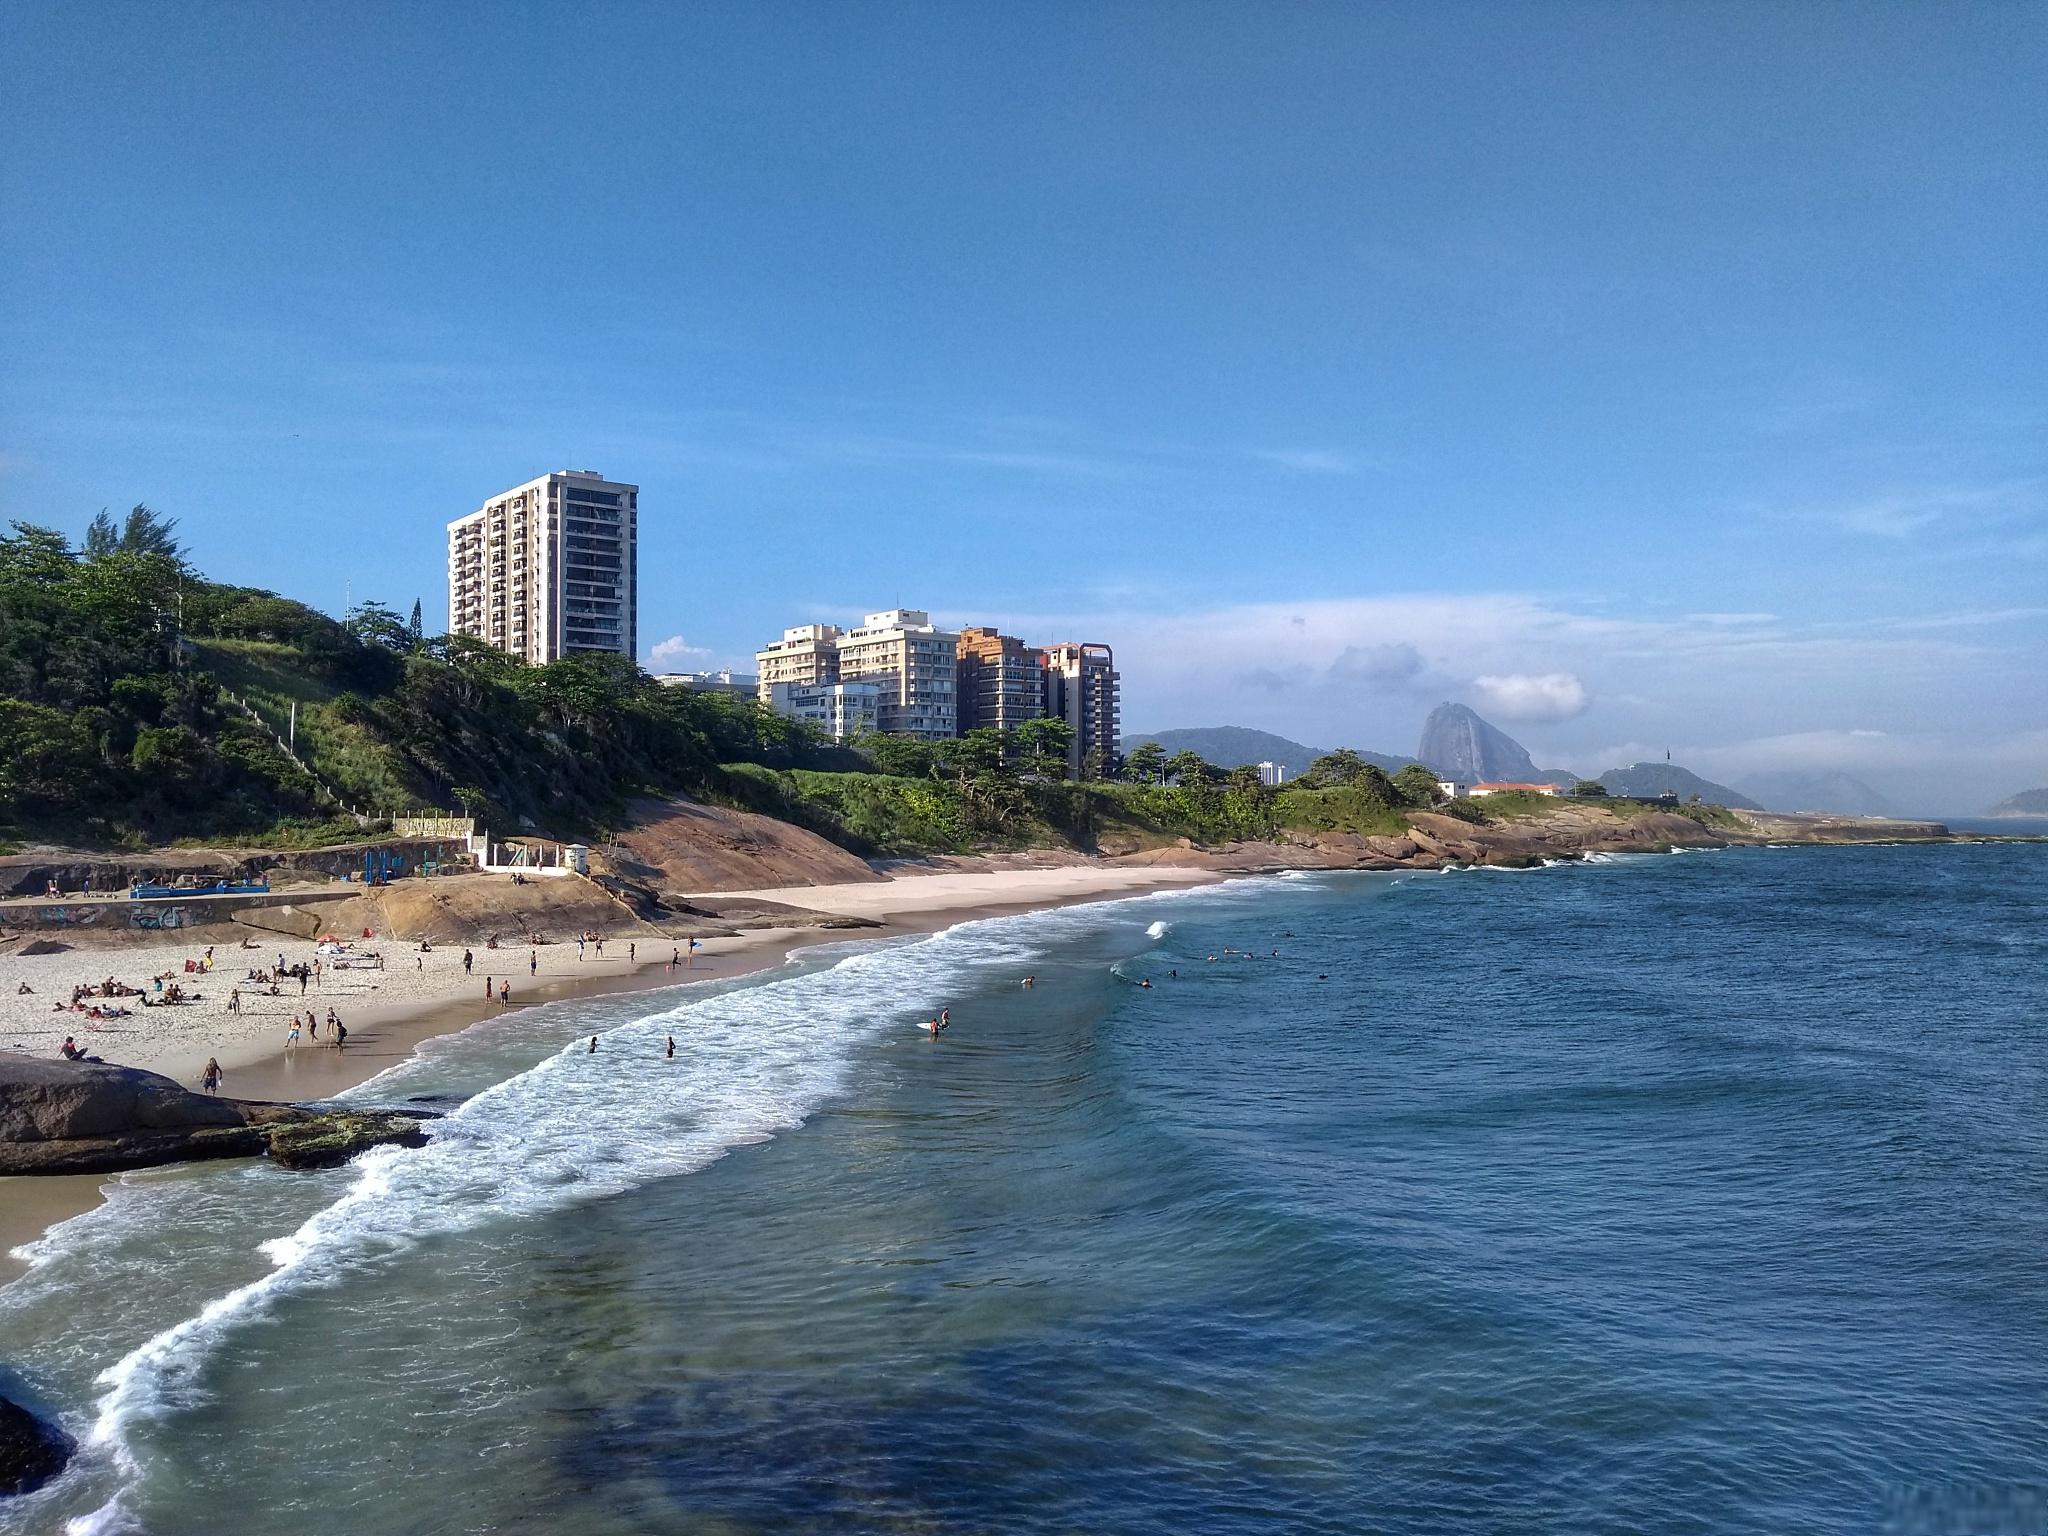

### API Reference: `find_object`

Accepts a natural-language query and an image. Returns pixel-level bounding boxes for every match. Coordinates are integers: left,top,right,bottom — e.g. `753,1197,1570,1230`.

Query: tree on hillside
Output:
1082,745,1116,781
1225,763,1267,797
1013,716,1074,775
1122,741,1167,784
1394,763,1445,806
85,504,183,561
1573,780,1608,797
346,601,413,653
1300,749,1369,788
1165,750,1217,787
408,600,424,647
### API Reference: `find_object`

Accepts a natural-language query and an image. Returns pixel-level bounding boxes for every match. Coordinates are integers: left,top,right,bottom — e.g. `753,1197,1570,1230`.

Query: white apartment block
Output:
767,680,883,741
447,471,637,665
1257,761,1288,787
838,610,959,739
757,610,958,739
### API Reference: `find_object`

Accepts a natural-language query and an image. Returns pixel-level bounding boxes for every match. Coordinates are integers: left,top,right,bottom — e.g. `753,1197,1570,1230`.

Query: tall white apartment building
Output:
838,609,959,739
447,470,638,664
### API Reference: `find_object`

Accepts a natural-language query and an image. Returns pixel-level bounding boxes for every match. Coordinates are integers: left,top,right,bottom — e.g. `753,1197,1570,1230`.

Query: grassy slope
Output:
190,639,428,813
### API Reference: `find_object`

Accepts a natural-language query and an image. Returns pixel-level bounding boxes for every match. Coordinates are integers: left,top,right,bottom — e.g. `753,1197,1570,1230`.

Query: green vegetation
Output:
1,513,1756,857
0,517,840,845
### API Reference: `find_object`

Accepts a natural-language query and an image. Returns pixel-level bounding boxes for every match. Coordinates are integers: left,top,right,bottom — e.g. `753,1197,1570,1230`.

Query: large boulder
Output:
0,1060,435,1176
0,1393,71,1497
0,1059,247,1144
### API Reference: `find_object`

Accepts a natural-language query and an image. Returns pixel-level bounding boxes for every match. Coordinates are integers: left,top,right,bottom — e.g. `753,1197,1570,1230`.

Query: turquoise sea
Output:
2,843,2044,1535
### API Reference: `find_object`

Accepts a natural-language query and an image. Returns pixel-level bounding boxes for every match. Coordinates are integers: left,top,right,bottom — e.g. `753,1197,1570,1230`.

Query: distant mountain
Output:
1597,762,1761,810
1741,771,1898,817
1986,787,2048,817
1120,727,1412,778
1417,703,1574,786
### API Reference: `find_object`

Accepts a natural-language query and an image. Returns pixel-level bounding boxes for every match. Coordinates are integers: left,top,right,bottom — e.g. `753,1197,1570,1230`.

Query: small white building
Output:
1257,761,1288,787
767,680,883,742
655,669,759,698
1436,779,1469,800
1468,781,1564,798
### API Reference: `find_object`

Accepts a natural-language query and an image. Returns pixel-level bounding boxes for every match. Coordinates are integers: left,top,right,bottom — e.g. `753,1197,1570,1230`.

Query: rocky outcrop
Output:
0,1060,433,1176
0,1393,72,1497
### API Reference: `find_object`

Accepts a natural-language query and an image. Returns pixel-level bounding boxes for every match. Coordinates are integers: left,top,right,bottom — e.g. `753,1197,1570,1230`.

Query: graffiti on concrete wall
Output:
130,905,189,930
38,905,102,927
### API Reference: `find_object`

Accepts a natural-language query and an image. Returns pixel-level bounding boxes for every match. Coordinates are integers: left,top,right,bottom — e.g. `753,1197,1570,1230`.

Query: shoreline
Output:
1,866,1219,1277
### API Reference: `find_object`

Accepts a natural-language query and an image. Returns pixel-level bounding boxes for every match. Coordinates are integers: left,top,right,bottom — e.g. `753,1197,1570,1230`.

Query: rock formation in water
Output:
0,1393,71,1497
0,1059,431,1176
1417,703,1570,784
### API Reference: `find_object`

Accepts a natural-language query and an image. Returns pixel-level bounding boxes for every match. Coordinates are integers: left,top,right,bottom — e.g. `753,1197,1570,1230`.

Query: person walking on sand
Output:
228,986,241,1015
577,936,585,962
298,967,308,995
202,1058,222,1094
463,949,473,976
687,937,700,968
484,975,492,999
313,957,322,989
286,1018,301,1048
629,941,636,962
325,1007,339,1038
529,950,537,977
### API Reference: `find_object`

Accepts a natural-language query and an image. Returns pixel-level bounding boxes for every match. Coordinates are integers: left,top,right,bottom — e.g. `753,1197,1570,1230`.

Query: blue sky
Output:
3,2,2043,810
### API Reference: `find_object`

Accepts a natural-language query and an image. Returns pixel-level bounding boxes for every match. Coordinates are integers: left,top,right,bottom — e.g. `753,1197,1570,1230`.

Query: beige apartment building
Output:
956,627,1046,734
839,609,959,738
1041,642,1121,776
447,470,637,663
755,624,844,697
755,609,958,739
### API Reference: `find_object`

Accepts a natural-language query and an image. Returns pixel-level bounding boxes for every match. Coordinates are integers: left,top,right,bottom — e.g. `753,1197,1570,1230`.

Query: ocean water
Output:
2,844,2044,1535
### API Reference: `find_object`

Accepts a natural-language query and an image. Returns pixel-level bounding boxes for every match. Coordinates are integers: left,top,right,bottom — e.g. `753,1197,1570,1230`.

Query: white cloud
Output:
1471,672,1590,721
1254,448,1358,475
646,635,710,668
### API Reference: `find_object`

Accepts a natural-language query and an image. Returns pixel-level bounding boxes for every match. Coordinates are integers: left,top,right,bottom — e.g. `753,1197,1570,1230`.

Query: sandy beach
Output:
1,865,1217,1274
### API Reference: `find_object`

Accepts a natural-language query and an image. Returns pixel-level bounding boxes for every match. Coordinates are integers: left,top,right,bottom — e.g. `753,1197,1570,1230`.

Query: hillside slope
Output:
1597,762,1761,809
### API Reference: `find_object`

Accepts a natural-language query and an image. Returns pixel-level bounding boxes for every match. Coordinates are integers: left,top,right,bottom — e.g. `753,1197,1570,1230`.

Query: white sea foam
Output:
1145,920,1172,940
51,887,1243,1534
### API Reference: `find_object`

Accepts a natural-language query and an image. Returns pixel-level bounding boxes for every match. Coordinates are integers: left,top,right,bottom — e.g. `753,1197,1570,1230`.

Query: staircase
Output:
215,687,370,823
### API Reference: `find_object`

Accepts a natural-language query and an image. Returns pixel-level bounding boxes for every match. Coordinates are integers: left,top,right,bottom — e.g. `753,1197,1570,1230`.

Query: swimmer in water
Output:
666,1035,675,1059
588,1035,599,1053
928,1015,948,1037
1138,978,1152,988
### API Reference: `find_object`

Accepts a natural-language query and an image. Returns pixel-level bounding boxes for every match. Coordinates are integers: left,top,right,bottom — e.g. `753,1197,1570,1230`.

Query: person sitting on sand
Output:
16,981,30,995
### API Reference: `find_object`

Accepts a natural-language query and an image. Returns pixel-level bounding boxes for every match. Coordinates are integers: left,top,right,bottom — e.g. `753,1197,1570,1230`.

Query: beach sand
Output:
1,865,1217,1276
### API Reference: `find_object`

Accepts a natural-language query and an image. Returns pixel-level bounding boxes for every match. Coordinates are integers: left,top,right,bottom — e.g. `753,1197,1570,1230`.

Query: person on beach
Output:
201,1058,222,1094
325,1007,339,1036
286,1018,301,1048
307,1010,321,1040
669,947,678,973
688,938,700,968
298,968,308,995
529,951,537,977
594,937,604,956
666,1035,675,1059
499,980,510,1005
629,941,635,962
577,937,585,962
228,986,241,1014
484,975,493,999
313,957,322,989
462,950,473,976
333,1018,347,1050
